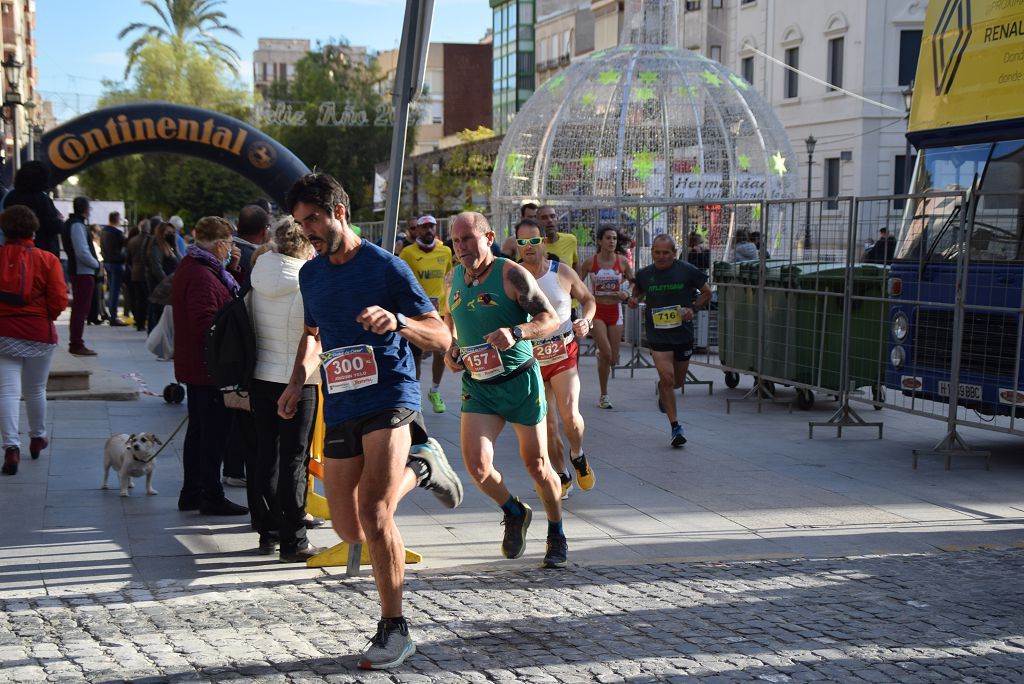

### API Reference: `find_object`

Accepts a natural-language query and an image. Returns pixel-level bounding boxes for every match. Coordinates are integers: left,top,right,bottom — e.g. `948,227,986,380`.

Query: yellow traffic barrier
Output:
306,392,331,520
306,542,423,568
304,389,424,572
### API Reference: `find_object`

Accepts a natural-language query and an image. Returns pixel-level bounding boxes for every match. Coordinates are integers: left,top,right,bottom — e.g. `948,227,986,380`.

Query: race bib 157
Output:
461,342,505,380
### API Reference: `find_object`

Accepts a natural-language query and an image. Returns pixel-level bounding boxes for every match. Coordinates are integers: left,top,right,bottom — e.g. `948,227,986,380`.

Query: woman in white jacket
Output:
247,219,321,562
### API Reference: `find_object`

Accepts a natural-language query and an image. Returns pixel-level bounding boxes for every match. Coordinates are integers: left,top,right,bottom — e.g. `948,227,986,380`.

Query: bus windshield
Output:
895,139,1024,262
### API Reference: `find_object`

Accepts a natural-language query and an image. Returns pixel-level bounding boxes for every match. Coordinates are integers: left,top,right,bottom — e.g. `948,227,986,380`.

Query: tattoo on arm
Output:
509,265,555,318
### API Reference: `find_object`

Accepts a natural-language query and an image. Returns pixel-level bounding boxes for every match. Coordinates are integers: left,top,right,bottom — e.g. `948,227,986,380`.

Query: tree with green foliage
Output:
419,126,496,214
261,43,406,222
118,0,240,79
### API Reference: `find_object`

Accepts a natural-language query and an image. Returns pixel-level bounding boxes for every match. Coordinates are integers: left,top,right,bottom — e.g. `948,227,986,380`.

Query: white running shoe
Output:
358,620,416,670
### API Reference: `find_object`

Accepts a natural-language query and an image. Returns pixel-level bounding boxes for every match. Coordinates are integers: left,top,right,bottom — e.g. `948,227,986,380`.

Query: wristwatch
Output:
511,325,524,341
395,313,409,331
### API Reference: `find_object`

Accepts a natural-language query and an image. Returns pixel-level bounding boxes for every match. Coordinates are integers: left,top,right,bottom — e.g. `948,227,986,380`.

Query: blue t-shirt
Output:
300,240,434,426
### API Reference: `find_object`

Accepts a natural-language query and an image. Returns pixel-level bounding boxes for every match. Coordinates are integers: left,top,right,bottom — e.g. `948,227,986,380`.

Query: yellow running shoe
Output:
570,453,595,491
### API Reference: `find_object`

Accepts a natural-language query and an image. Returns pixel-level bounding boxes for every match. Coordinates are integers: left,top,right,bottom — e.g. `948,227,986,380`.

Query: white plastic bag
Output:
146,305,174,360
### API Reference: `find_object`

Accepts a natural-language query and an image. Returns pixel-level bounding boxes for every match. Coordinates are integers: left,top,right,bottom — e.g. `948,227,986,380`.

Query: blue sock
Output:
548,519,564,538
501,496,521,516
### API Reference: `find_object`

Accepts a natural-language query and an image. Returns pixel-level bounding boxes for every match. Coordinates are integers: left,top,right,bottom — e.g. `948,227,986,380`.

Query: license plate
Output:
937,381,982,401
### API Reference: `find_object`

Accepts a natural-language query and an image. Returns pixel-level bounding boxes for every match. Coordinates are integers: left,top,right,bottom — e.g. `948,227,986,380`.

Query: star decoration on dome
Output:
549,163,563,179
581,153,595,170
638,70,658,85
729,74,749,90
546,74,566,92
701,69,723,87
635,86,655,102
692,162,702,176
590,51,607,60
598,70,621,85
580,93,596,106
753,205,762,220
770,151,788,175
738,154,751,171
677,85,699,99
632,151,655,181
506,152,525,177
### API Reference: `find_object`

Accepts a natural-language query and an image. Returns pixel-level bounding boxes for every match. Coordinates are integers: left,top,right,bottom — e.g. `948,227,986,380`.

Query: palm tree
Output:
118,0,242,79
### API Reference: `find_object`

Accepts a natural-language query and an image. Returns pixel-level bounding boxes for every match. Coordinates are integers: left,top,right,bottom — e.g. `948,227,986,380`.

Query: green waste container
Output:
713,261,758,372
714,260,792,374
784,263,887,391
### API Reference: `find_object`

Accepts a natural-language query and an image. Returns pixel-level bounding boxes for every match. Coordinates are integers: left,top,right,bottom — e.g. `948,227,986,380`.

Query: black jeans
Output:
129,280,149,330
181,384,229,506
248,380,318,552
223,410,252,480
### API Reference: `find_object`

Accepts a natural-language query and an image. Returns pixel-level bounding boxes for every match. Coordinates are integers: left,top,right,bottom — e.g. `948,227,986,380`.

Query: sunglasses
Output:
516,237,544,246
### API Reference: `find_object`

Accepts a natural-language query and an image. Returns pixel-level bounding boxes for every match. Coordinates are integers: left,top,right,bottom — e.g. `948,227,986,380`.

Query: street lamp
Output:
901,80,915,202
2,56,24,175
24,100,35,161
804,134,816,250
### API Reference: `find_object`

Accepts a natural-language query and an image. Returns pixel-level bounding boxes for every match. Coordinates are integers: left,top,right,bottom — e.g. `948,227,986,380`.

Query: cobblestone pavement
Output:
2,548,1023,683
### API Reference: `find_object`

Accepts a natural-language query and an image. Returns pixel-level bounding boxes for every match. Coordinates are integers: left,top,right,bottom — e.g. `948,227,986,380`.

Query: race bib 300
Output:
320,345,379,394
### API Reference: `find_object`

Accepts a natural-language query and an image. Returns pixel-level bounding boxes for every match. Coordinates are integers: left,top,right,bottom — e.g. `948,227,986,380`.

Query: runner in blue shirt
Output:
277,173,463,671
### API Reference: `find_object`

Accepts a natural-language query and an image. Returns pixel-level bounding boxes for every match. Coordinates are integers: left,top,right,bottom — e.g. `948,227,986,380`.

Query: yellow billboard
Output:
909,0,1024,133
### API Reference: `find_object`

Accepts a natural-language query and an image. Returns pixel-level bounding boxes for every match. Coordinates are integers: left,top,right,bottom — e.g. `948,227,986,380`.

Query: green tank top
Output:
449,257,533,374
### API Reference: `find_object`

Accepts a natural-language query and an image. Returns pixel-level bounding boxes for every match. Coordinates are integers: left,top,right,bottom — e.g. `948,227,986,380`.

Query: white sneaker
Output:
598,395,613,409
359,620,416,670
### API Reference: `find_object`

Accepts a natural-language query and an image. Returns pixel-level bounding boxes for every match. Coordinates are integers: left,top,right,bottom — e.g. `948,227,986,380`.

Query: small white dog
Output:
102,433,163,497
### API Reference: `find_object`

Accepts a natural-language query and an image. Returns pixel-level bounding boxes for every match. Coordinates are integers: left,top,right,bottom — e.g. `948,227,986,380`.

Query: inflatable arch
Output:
39,102,310,207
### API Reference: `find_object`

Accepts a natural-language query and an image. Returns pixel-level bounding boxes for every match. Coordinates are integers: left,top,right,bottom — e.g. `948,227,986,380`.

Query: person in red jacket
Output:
171,216,248,516
0,206,69,475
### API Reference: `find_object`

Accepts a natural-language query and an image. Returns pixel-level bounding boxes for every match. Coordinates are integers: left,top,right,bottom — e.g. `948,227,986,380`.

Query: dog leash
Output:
134,415,189,464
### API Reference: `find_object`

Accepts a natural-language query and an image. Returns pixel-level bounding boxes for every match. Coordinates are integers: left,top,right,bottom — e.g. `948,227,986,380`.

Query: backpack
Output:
0,243,38,306
203,285,257,394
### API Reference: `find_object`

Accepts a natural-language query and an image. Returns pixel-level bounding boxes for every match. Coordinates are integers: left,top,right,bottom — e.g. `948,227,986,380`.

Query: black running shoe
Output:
500,499,532,559
542,534,568,569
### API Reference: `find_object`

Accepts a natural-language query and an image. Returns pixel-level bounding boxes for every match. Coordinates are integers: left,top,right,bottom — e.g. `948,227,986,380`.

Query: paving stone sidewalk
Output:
2,549,1024,683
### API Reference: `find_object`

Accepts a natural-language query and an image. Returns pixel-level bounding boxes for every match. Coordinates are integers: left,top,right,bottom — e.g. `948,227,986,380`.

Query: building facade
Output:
377,42,492,156
490,0,537,134
252,38,311,98
1,0,41,182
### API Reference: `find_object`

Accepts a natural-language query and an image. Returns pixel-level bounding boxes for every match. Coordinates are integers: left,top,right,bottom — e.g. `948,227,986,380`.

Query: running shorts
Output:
461,362,547,426
648,341,693,362
595,302,622,326
540,339,579,382
324,408,428,459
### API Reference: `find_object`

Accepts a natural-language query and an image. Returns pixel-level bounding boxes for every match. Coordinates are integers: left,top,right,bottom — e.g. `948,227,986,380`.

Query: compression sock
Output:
501,496,522,517
547,519,564,538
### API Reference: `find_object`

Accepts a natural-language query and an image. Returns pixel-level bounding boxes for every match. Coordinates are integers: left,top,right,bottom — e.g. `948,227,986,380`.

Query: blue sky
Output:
36,0,494,122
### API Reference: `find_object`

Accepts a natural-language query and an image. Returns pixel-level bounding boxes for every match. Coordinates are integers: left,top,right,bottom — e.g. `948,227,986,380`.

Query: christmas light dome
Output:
491,0,798,236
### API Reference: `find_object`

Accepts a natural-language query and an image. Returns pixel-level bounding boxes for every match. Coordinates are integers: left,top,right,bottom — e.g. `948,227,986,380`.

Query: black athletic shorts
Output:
324,408,429,459
648,341,693,362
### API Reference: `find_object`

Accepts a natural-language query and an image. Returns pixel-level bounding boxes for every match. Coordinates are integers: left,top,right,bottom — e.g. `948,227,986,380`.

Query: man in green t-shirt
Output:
444,211,570,569
629,234,711,448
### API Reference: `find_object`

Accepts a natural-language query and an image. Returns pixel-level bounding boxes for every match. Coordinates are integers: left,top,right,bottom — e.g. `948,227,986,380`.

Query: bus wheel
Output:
724,372,740,388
